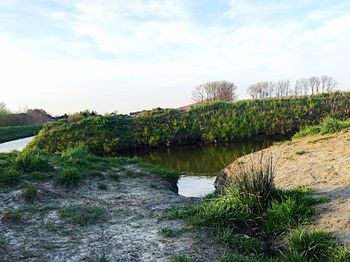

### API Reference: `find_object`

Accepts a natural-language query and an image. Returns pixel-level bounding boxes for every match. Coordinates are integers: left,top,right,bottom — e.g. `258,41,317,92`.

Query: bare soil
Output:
0,166,226,262
216,131,350,246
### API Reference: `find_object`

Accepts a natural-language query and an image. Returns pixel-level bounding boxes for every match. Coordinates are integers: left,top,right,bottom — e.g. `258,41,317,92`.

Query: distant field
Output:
0,125,43,143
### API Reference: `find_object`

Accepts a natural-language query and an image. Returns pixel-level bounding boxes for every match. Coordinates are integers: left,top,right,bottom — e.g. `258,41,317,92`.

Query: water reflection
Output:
0,137,33,153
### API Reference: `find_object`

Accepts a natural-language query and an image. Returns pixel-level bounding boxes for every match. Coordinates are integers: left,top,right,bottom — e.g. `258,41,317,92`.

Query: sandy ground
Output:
216,131,350,245
0,166,227,262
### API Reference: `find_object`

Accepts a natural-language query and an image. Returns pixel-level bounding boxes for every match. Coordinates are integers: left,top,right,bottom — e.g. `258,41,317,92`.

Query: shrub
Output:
56,168,81,187
59,207,106,226
15,149,52,172
21,184,38,202
321,117,342,134
0,168,21,188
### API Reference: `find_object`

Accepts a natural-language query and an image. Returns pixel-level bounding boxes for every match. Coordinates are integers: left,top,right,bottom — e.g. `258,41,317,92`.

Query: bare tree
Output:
308,76,321,95
192,81,237,102
321,75,337,93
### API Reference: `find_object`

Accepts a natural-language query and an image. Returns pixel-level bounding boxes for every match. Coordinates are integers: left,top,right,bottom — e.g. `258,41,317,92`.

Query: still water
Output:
126,140,274,197
0,137,273,197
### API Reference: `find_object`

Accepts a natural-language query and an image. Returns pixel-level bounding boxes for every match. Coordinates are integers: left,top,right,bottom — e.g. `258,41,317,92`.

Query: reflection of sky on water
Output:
178,176,216,198
0,137,33,152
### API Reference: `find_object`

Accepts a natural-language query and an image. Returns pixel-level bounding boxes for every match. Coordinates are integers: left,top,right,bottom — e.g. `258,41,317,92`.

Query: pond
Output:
125,140,275,197
0,137,275,198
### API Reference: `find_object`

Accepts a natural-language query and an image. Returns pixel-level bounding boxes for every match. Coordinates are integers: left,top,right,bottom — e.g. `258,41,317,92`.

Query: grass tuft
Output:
88,255,108,262
58,207,106,226
21,184,38,202
0,168,21,188
56,167,81,187
15,149,52,172
98,183,108,190
1,208,22,223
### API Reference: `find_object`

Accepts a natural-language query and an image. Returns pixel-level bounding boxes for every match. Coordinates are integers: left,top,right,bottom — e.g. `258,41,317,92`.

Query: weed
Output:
98,183,108,190
159,227,182,238
15,149,52,172
295,150,305,155
284,229,335,261
0,168,21,188
171,254,195,262
21,184,38,202
1,208,22,223
56,167,81,187
59,207,106,226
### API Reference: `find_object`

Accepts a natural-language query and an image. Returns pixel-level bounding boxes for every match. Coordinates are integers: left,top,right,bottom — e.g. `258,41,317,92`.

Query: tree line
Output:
191,76,338,103
0,102,51,127
247,75,337,99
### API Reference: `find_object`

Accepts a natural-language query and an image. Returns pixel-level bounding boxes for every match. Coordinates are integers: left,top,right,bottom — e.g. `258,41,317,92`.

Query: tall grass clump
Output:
15,149,52,172
56,167,81,187
0,168,21,188
21,184,37,202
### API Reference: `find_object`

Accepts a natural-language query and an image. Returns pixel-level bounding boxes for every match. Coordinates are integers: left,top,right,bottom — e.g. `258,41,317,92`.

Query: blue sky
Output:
1,0,350,115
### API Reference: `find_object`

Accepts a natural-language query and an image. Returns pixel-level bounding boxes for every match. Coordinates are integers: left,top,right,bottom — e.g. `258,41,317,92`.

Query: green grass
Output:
308,136,334,144
169,157,348,260
0,124,42,143
1,208,22,223
58,207,106,226
56,167,82,187
295,150,306,155
0,168,21,188
21,184,37,202
294,117,350,138
283,229,350,262
159,227,183,238
29,92,350,155
98,183,108,190
15,149,52,172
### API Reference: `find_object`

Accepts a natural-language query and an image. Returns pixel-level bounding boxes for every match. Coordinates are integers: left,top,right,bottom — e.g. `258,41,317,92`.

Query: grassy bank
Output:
0,125,43,143
0,144,180,192
169,157,350,261
28,92,350,155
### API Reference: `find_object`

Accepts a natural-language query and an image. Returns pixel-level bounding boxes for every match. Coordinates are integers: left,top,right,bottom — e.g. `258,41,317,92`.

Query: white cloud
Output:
0,1,350,114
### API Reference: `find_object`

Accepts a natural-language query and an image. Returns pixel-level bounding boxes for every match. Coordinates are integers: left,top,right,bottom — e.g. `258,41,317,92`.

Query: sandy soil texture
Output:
216,131,350,245
0,166,226,262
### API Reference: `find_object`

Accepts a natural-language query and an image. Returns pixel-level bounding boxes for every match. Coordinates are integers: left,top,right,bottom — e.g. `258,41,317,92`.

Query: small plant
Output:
61,144,91,168
59,207,106,226
108,172,119,180
0,168,21,188
98,183,108,190
15,149,52,172
284,229,335,261
159,227,180,238
21,184,38,202
0,235,6,249
1,208,22,223
56,168,81,187
88,255,108,262
295,150,305,155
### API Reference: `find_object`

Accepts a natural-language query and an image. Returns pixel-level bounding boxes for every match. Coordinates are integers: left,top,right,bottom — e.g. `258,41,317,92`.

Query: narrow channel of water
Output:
0,137,34,153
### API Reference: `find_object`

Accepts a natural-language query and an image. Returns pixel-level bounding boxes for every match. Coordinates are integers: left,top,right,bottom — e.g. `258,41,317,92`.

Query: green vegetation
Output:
0,124,43,143
170,157,348,261
98,183,108,190
56,167,81,187
58,207,106,226
295,150,306,155
15,149,52,172
1,208,22,223
0,235,5,249
21,184,38,202
294,117,350,138
29,92,350,155
159,227,183,238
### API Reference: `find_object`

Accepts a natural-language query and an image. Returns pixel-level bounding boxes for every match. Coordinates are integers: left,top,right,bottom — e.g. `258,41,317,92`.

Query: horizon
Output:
1,0,350,115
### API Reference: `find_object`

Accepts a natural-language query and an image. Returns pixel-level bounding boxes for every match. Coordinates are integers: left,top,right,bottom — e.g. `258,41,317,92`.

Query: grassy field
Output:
29,92,350,154
0,125,43,143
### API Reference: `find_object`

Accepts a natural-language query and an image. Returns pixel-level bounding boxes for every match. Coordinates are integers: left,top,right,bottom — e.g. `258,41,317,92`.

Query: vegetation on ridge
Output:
28,92,350,155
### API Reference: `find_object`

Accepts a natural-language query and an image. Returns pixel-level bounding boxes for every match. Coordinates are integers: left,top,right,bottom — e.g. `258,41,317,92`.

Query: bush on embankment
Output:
0,125,43,143
28,92,350,155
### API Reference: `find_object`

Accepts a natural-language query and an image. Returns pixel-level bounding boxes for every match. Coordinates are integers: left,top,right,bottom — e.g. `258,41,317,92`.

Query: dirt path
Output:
216,131,350,245
0,166,225,262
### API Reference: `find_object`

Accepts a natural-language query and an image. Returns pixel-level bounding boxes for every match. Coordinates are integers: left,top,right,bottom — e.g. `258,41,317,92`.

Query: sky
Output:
0,0,350,115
